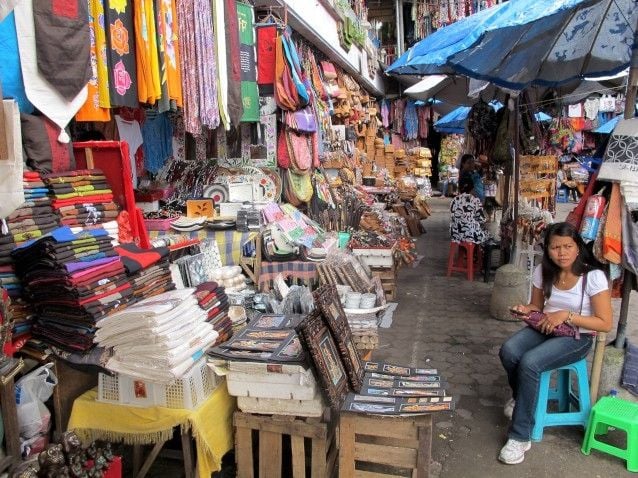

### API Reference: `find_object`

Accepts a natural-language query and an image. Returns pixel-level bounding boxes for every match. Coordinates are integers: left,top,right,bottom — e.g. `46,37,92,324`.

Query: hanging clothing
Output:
404,100,418,140
256,24,277,85
32,0,91,101
0,100,25,217
104,0,138,107
134,0,161,104
114,115,143,187
141,112,173,174
237,2,259,123
76,0,111,122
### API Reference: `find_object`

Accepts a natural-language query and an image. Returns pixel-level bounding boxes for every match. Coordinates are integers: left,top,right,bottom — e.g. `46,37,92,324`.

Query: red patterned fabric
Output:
43,117,74,172
256,25,277,85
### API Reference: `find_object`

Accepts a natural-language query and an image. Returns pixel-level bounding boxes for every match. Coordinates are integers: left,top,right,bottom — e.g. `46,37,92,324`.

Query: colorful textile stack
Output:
43,169,119,227
194,282,231,346
11,226,132,353
94,289,218,382
114,243,175,301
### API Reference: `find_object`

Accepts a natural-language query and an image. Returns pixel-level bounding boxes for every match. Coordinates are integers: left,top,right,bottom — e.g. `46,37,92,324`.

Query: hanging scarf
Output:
195,0,220,129
33,0,91,101
224,0,243,128
104,0,138,107
211,0,230,129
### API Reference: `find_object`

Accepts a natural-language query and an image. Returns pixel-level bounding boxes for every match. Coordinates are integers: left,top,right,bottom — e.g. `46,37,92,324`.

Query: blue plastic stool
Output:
556,189,569,203
531,358,591,441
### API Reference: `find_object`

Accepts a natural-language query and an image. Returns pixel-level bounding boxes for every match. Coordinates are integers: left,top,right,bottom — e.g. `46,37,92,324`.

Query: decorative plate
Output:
253,173,277,202
261,168,282,201
203,184,229,204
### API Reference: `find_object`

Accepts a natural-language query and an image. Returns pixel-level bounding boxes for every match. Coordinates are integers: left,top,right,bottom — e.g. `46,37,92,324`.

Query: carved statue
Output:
10,462,39,478
37,444,68,478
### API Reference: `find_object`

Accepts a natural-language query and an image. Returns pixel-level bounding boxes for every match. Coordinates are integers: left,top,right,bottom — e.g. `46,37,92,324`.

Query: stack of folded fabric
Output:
94,288,218,381
43,169,119,227
0,172,60,347
194,282,232,346
114,243,175,302
11,226,133,353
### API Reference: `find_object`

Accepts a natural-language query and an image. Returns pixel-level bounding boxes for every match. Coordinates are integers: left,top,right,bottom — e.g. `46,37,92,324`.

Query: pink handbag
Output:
286,130,312,172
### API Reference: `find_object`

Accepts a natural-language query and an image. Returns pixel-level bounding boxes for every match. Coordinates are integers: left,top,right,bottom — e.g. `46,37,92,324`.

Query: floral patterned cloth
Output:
105,0,138,107
450,193,488,244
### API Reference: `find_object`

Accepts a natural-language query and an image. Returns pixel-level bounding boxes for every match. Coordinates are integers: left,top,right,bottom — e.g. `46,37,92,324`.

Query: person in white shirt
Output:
498,222,612,465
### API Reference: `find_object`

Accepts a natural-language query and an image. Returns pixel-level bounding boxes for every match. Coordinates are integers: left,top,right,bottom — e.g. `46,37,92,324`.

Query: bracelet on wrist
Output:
565,310,574,326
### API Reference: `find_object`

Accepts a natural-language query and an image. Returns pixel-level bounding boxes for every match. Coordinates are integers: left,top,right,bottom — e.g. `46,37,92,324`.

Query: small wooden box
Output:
370,265,397,300
234,410,337,478
339,412,433,478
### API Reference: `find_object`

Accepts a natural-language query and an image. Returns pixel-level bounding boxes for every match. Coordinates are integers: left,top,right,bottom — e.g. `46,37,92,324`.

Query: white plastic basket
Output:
98,359,219,410
351,246,395,268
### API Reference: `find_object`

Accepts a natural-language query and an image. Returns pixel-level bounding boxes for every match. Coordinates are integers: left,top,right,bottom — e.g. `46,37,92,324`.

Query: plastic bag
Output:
15,363,57,439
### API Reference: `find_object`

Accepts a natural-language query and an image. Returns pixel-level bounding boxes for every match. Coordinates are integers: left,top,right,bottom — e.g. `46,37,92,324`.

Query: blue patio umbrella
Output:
434,101,502,134
386,0,611,78
447,0,637,90
592,115,621,133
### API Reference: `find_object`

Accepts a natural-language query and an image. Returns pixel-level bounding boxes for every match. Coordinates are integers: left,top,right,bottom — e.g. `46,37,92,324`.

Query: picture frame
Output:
297,310,349,410
313,284,364,392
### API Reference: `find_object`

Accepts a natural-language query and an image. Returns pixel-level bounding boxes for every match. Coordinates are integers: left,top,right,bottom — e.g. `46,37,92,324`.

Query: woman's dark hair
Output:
459,176,474,194
459,154,475,170
540,222,604,298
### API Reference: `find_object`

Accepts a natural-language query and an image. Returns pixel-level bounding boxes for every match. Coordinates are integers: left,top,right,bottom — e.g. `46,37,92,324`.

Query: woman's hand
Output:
510,304,532,317
539,311,570,334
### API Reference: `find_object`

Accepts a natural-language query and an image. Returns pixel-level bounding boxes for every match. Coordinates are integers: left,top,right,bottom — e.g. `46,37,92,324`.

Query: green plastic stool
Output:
581,396,638,472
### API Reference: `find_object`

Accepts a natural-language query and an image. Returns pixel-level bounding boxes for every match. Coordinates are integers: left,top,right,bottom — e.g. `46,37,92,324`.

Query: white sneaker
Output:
503,398,515,420
498,439,531,464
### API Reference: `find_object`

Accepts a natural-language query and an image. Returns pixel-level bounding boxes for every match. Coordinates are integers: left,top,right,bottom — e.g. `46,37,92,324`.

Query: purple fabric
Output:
64,256,119,273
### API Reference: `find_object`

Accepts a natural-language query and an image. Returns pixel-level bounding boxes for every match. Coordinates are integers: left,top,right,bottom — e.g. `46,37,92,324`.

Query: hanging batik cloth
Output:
404,99,418,140
237,2,258,122
76,0,111,121
32,0,91,100
225,0,244,127
134,0,161,104
155,0,183,108
104,0,138,107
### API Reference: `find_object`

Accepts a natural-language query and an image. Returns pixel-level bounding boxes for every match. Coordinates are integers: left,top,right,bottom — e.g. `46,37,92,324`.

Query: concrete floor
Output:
373,197,638,478
141,197,638,477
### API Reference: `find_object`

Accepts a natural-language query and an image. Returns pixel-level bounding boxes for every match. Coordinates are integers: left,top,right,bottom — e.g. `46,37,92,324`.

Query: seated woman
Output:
498,222,612,465
557,162,580,202
450,176,488,244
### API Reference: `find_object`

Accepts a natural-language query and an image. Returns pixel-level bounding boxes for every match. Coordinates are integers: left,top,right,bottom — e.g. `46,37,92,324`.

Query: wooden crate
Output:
339,412,433,478
234,410,337,478
370,266,396,300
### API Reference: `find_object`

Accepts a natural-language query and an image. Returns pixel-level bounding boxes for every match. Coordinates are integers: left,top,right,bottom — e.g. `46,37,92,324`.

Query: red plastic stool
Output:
447,241,477,281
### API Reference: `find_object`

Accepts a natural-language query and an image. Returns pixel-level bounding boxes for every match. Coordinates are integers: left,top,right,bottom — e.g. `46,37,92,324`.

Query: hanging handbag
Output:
281,30,309,107
286,130,312,172
320,61,337,80
277,128,291,169
284,105,317,133
274,34,298,111
287,169,313,203
565,172,598,229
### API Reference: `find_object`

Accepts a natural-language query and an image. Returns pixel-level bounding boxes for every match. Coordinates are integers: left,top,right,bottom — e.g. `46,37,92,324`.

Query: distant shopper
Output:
444,164,459,197
449,176,487,244
498,222,612,465
557,162,580,202
459,153,485,202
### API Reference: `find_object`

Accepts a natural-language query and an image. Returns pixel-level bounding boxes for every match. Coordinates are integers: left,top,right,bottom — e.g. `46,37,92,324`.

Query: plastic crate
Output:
98,359,219,410
351,244,395,268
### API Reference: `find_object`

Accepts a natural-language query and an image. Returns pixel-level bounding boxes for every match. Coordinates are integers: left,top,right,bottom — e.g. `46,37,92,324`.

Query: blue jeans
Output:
499,327,593,441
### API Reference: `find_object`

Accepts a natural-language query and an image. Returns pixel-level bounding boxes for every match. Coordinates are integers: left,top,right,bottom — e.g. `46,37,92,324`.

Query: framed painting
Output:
313,284,364,392
297,310,349,410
